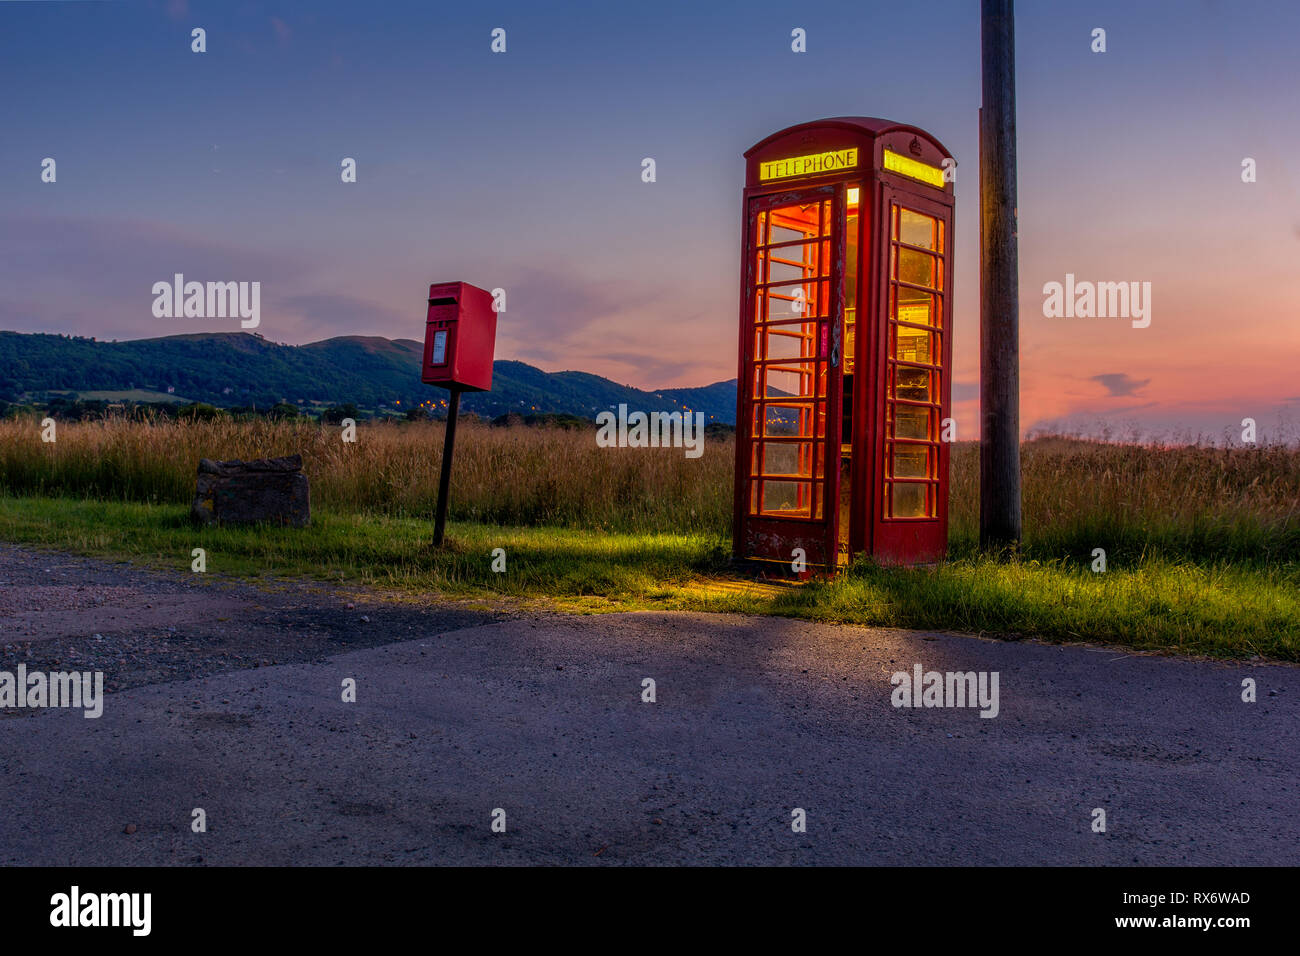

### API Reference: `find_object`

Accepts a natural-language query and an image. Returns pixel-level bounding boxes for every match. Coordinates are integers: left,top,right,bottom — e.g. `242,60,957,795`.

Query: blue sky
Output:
2,0,1298,438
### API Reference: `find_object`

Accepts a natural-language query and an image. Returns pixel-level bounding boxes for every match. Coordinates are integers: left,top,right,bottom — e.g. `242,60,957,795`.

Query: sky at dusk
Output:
2,0,1298,440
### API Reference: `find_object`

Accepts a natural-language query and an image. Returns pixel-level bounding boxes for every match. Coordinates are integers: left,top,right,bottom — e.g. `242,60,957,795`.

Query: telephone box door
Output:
735,185,844,568
870,185,953,563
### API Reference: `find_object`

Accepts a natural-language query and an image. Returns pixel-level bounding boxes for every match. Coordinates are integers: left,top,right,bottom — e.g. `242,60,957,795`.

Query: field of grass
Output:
0,417,1297,659
0,417,729,533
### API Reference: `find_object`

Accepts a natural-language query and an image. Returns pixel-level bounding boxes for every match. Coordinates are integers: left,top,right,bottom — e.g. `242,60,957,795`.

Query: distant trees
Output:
489,412,591,430
6,396,383,425
45,397,109,421
322,403,360,425
0,331,421,409
177,403,222,422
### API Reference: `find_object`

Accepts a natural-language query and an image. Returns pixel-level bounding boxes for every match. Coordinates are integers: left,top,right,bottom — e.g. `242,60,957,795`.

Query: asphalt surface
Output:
0,543,1296,865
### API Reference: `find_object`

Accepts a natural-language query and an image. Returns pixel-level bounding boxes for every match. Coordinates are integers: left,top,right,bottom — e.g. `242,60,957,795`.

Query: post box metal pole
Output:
432,387,461,547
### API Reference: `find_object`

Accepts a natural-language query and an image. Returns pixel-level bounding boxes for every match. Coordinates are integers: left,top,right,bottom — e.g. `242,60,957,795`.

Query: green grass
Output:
0,496,727,601
2,495,1296,661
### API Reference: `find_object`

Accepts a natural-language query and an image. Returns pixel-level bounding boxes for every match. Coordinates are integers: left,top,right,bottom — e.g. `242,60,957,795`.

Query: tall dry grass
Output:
0,418,732,533
949,436,1300,559
1,418,1296,559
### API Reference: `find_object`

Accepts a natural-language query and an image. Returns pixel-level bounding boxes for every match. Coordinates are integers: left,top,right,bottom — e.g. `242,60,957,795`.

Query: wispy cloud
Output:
496,266,671,373
1091,373,1151,397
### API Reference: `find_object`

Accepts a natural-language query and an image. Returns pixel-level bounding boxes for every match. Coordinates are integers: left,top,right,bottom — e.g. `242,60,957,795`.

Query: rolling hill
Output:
0,331,739,423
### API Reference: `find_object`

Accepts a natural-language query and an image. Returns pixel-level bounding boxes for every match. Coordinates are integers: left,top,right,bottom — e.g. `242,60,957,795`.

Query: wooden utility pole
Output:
979,0,1022,551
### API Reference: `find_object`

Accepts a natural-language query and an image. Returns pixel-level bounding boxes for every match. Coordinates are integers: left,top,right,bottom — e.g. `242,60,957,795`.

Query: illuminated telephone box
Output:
733,117,955,570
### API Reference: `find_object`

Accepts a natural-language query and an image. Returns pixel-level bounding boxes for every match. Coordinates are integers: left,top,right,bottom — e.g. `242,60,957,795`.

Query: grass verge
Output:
1,496,1296,661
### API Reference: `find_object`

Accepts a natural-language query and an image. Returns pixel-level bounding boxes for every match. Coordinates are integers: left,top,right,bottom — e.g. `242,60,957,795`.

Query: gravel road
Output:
0,542,1295,866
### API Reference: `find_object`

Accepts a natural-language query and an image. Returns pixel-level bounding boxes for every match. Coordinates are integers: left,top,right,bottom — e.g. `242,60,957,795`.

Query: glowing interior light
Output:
847,187,860,205
883,149,945,188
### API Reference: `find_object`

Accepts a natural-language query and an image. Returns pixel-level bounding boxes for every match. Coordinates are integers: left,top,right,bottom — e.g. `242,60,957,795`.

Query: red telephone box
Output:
422,281,497,392
733,117,955,570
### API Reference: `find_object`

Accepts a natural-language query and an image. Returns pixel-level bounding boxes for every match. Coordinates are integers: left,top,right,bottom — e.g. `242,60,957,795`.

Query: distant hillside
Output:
0,331,739,423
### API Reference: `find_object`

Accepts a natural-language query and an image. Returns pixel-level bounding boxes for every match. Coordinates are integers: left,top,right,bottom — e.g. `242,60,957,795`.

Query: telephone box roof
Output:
744,117,953,161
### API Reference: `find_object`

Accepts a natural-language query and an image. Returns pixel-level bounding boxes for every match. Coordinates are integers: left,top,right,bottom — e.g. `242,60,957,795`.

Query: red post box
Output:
421,281,497,392
421,280,497,548
733,117,956,571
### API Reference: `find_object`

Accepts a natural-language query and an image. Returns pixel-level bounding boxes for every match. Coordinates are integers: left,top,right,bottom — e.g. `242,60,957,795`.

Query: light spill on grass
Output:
1,496,1296,661
663,560,1300,661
